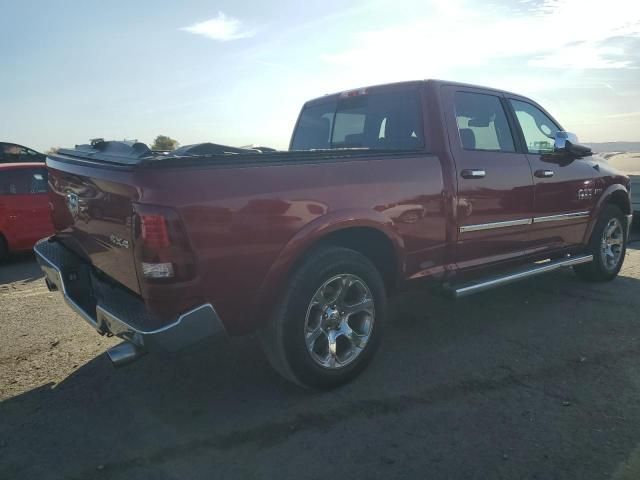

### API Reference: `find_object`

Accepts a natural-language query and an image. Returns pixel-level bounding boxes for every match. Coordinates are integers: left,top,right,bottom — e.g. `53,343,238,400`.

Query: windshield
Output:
290,89,424,151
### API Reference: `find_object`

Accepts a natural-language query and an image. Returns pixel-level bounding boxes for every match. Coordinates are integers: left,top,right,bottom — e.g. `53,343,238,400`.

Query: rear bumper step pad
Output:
34,238,226,352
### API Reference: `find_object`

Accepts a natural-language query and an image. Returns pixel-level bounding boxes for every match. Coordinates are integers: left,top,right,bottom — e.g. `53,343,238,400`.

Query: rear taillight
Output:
141,215,170,249
141,261,175,279
133,204,195,282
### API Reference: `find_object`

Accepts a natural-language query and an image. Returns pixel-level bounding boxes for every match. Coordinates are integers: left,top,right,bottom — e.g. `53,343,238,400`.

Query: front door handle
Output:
461,169,486,179
535,169,554,178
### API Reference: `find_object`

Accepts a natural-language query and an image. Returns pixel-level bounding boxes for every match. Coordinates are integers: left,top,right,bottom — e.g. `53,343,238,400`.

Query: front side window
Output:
510,100,560,154
28,169,48,193
454,92,515,152
291,89,424,151
23,148,41,159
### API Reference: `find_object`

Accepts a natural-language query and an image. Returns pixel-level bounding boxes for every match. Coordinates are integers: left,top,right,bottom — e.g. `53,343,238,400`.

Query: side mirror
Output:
553,131,592,158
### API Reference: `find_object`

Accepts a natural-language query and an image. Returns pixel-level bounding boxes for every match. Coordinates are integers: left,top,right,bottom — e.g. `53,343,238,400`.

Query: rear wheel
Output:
0,235,7,262
574,204,627,282
261,246,386,389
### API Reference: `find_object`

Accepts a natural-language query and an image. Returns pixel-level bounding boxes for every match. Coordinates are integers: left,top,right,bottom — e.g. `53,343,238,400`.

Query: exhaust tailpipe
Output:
45,278,58,292
107,342,145,367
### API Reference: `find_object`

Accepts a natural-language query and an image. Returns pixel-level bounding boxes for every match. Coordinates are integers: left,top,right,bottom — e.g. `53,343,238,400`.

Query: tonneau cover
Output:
57,140,154,165
55,140,264,166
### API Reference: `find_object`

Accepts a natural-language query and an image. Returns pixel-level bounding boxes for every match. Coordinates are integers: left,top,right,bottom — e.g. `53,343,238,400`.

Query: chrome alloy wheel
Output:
304,274,375,369
601,217,624,271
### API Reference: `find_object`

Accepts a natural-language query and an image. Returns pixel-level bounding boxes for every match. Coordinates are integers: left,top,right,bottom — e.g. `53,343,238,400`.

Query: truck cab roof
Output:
304,79,522,106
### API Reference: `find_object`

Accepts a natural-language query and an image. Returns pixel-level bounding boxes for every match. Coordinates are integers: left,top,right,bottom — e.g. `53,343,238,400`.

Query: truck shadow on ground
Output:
3,248,640,479
0,252,43,285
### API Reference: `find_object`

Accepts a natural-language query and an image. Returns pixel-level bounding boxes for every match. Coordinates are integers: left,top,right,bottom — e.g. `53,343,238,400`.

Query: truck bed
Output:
45,146,445,333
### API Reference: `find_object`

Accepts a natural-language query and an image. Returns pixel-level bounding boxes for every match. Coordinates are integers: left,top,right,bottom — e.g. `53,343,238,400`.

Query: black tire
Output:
261,246,387,390
0,235,7,262
574,204,627,282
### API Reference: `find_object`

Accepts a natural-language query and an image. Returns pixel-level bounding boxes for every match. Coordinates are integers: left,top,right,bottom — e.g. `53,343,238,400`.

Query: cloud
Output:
605,111,640,119
181,12,255,41
529,44,634,69
320,0,640,73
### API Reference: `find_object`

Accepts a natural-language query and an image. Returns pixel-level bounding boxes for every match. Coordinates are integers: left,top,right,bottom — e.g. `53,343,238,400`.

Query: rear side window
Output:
0,168,47,195
454,92,515,152
1,143,21,163
0,144,43,163
291,90,424,151
0,170,29,195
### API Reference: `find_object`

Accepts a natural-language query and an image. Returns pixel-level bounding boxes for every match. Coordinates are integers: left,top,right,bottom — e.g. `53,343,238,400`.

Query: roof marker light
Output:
340,88,368,98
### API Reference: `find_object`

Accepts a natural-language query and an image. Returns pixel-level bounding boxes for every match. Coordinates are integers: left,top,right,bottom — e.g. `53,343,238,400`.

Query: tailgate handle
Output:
535,169,555,178
461,169,486,179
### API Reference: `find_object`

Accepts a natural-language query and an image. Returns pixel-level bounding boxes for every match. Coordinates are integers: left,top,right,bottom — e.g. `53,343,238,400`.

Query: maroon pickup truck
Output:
35,80,632,389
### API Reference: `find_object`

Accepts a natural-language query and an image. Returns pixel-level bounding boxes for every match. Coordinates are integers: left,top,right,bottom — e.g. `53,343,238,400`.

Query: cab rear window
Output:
291,90,424,151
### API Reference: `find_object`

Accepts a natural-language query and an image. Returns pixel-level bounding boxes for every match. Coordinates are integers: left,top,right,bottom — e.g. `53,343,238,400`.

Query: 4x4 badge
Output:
109,234,130,249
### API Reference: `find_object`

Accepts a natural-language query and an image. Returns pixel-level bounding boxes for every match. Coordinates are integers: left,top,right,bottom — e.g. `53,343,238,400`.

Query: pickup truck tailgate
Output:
47,160,141,294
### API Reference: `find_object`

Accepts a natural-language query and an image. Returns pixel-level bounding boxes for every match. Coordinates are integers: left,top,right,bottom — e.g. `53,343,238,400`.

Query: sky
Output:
1,0,639,151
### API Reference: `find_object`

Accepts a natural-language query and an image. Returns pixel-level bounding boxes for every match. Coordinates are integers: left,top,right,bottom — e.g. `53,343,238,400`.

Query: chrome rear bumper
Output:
35,238,226,352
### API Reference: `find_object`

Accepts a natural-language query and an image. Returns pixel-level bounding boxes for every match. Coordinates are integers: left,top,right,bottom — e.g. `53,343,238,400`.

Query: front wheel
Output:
261,246,386,389
574,204,627,282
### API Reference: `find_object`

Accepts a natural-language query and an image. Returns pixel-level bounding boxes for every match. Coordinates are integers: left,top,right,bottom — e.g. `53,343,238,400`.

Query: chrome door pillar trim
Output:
459,218,532,233
532,211,590,223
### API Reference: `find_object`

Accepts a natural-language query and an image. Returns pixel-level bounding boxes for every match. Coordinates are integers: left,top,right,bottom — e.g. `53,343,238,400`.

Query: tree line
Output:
46,135,179,154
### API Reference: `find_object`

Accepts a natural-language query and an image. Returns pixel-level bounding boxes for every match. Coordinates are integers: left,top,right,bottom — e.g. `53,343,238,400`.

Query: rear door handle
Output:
535,169,554,178
461,169,486,179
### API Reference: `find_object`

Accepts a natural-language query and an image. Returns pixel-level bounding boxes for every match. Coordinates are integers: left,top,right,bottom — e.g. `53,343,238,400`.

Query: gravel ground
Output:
2,238,640,480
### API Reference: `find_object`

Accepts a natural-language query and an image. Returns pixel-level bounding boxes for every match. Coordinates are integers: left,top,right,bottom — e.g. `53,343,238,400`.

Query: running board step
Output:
448,254,593,298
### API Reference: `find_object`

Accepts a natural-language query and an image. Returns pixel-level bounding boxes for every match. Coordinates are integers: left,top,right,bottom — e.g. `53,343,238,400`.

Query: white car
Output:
606,152,640,213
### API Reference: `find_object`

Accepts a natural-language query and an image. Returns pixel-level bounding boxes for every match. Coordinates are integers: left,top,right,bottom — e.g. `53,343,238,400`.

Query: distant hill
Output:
584,142,640,153
603,152,640,175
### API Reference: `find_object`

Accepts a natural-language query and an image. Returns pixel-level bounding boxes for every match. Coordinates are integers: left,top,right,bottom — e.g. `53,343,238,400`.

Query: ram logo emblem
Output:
66,193,80,220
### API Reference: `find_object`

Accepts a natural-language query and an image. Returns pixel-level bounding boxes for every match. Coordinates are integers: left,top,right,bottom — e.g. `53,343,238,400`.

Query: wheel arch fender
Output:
250,209,405,330
584,184,631,243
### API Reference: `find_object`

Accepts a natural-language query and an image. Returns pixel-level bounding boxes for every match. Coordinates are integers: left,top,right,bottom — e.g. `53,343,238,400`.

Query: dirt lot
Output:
3,238,640,480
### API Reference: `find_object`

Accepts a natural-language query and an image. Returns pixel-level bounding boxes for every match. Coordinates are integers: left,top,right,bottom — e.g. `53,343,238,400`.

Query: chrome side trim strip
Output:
459,218,532,233
452,254,593,298
532,211,590,223
460,211,592,233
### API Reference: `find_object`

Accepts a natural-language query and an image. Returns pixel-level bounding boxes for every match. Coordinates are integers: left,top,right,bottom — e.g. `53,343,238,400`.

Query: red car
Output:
36,80,632,388
0,163,54,259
